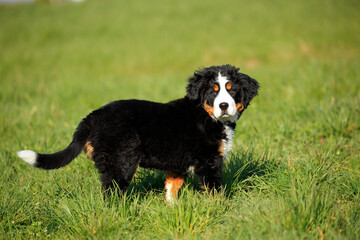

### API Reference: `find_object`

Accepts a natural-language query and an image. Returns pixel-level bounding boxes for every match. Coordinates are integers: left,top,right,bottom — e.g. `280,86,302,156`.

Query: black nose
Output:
219,102,229,111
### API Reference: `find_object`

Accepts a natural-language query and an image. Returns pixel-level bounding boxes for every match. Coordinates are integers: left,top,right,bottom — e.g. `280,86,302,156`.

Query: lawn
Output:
0,0,359,239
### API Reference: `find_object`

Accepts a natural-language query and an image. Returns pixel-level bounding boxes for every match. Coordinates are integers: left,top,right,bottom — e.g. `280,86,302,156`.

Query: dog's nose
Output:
219,102,229,111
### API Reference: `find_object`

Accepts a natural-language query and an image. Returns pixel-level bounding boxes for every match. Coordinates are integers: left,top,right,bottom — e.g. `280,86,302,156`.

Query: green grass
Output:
1,0,359,239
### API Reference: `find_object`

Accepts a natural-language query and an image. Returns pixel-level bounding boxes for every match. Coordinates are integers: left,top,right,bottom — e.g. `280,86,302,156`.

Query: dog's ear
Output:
223,65,259,108
186,73,201,100
186,70,209,101
238,73,260,108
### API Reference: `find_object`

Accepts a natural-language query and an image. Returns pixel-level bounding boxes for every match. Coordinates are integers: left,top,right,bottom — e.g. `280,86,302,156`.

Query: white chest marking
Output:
222,125,234,158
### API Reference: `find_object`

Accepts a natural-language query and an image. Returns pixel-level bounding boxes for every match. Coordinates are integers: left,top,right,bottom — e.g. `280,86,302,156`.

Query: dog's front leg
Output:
164,173,185,204
195,163,223,194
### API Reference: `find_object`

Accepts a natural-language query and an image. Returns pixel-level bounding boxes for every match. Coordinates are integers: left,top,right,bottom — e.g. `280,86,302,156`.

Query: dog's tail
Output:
17,119,91,170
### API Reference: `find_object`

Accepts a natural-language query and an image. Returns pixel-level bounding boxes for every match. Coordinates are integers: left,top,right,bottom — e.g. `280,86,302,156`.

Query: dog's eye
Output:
213,84,219,92
226,82,232,90
226,83,236,94
211,84,219,96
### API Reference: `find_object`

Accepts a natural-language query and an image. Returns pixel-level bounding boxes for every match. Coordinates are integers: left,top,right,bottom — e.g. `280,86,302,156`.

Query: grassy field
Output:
1,0,359,239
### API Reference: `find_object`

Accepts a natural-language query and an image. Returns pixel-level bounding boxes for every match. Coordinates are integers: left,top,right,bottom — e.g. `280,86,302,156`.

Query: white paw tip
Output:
17,150,38,166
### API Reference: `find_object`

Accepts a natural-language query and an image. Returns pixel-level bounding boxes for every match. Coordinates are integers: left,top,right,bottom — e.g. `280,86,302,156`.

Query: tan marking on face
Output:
203,100,214,118
236,103,244,112
226,82,232,90
213,84,219,92
83,141,94,159
165,173,185,202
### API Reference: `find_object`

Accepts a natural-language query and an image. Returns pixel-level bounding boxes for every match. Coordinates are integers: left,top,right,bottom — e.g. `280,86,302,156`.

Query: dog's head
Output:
186,64,259,123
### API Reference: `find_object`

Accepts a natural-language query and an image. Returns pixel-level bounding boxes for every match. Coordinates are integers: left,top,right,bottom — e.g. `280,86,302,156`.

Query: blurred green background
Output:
1,0,359,150
0,0,359,239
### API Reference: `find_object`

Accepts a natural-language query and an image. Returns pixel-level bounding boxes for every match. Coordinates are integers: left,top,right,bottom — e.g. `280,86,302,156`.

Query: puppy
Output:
17,64,259,203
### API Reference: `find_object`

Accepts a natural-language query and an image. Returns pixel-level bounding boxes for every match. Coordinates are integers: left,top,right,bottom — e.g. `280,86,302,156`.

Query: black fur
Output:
34,121,90,169
21,65,259,196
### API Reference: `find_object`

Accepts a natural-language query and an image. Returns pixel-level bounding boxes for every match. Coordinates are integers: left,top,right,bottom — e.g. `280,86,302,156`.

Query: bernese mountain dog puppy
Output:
17,64,259,203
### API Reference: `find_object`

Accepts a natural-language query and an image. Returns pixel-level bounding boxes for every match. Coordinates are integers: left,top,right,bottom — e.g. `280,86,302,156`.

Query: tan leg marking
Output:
201,185,221,196
165,173,185,203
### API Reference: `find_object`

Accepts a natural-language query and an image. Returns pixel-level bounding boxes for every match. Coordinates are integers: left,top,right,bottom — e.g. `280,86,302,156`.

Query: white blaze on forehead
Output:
213,73,237,122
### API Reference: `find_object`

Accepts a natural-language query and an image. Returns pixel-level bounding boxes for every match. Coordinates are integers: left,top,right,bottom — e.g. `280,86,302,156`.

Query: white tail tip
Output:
17,150,38,166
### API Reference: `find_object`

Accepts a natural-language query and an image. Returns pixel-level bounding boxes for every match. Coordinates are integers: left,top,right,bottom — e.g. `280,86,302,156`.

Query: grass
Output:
1,0,359,239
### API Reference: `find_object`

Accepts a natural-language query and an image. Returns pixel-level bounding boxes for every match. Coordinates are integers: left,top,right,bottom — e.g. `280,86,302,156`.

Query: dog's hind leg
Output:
90,126,142,197
92,147,141,196
98,159,140,196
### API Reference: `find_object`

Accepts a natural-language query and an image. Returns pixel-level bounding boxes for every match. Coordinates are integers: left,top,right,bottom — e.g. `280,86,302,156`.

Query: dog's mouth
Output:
220,109,233,117
218,112,237,123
